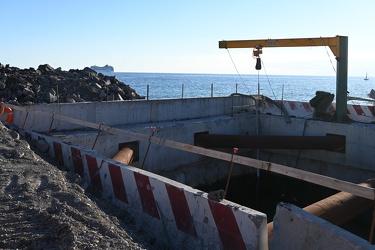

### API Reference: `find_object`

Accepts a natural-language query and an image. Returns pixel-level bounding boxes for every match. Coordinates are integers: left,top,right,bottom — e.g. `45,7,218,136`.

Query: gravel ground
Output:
0,121,153,249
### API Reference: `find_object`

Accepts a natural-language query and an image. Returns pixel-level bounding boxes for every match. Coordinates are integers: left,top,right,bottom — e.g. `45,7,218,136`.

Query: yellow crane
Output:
218,35,348,122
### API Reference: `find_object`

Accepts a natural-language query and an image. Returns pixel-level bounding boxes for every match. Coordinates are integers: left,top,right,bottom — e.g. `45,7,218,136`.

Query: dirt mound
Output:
0,122,150,249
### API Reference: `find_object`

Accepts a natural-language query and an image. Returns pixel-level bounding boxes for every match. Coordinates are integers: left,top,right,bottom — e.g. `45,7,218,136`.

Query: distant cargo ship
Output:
90,64,114,72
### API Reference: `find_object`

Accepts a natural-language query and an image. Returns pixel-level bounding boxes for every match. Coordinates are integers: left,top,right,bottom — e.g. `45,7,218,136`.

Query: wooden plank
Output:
151,137,375,200
6,104,375,200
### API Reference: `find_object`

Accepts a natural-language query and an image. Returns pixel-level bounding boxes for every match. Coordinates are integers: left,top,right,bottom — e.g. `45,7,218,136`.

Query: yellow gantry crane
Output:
219,36,348,122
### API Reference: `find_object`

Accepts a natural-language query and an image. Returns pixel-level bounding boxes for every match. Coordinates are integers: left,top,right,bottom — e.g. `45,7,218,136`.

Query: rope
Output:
261,60,277,100
226,48,279,100
320,36,336,73
226,49,251,94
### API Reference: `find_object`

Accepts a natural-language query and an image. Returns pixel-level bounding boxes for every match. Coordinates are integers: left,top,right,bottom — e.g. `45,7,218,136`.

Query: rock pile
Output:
0,122,148,249
0,63,143,105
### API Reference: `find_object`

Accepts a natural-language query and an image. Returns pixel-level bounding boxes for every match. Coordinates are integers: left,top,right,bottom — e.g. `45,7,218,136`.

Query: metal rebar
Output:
22,111,29,129
224,147,238,199
140,127,156,169
48,114,55,135
92,122,104,150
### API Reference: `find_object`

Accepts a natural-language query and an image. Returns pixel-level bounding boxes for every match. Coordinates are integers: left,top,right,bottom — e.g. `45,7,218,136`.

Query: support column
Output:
336,36,348,122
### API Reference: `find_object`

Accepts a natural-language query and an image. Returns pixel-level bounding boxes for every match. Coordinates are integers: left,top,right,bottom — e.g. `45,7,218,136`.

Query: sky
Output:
1,1,374,77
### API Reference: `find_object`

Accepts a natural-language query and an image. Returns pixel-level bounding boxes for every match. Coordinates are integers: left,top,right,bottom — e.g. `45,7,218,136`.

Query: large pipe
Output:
112,147,134,165
195,134,345,151
268,179,375,237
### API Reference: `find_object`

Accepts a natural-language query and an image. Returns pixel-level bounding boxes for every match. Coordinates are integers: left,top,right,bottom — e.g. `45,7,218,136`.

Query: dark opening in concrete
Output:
196,172,372,240
119,141,139,162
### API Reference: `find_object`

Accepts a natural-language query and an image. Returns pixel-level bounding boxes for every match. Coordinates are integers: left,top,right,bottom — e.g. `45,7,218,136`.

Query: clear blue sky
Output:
1,1,374,76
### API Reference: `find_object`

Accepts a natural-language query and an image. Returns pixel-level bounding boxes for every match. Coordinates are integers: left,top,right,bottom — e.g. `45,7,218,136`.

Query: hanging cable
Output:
253,46,262,208
320,36,338,104
320,36,336,73
261,60,277,100
226,49,251,94
252,46,278,100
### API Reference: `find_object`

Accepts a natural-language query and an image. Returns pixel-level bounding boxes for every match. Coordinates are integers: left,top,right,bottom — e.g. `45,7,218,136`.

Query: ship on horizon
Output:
90,64,114,72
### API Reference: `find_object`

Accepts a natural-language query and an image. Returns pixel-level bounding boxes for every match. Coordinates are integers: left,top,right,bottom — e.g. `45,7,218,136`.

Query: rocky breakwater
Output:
0,63,143,105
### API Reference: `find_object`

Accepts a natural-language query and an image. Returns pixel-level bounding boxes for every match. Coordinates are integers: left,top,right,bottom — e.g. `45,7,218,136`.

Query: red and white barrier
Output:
13,126,268,249
258,100,375,123
344,104,375,123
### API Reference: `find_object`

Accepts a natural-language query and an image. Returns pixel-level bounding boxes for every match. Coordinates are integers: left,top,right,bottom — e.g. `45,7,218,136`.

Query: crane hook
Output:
253,46,262,70
255,57,261,70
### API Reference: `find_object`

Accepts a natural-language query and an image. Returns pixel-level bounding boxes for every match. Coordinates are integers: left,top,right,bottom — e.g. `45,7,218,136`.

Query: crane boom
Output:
218,35,348,122
219,36,341,58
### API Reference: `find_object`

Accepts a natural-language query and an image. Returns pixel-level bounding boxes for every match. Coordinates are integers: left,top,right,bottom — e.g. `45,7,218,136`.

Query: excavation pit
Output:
197,172,373,241
5,96,375,248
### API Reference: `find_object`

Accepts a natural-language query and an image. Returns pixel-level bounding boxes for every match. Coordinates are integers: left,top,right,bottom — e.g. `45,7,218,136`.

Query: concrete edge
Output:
269,202,373,250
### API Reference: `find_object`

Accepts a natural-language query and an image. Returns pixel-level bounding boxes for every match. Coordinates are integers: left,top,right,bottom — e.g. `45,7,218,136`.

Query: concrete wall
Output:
9,96,256,188
9,120,375,249
9,96,375,184
56,111,375,185
258,115,375,183
13,96,253,132
11,125,268,249
269,203,373,250
6,97,375,248
59,114,257,187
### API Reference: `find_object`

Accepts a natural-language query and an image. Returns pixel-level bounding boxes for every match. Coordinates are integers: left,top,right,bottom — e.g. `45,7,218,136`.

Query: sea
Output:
109,72,373,104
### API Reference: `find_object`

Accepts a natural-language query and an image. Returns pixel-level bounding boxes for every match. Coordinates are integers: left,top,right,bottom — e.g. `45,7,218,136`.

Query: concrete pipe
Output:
268,179,375,237
112,147,134,165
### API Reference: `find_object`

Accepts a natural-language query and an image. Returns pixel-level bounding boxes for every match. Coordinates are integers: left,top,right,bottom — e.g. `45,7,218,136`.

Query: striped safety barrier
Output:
11,125,268,249
258,100,375,123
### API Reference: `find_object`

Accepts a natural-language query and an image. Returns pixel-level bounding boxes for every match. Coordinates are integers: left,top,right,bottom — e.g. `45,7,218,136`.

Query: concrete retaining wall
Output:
7,95,375,186
13,96,253,132
12,95,375,184
11,125,268,249
54,111,375,184
6,96,375,248
258,115,375,183
59,114,257,187
269,203,373,250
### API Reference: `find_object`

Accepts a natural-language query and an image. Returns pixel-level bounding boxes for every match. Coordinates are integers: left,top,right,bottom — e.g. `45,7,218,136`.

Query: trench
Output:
196,171,373,241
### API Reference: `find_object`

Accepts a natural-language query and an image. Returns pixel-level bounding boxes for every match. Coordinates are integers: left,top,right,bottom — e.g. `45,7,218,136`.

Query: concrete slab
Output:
269,203,373,250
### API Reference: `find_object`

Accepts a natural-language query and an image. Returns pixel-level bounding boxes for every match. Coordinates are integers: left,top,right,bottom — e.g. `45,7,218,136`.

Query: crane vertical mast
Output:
219,36,348,122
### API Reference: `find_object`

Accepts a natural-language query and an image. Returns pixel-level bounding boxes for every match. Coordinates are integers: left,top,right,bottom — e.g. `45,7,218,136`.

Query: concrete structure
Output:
4,96,375,248
9,125,268,249
11,97,258,187
257,115,375,184
10,97,375,184
12,96,251,132
269,203,373,249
